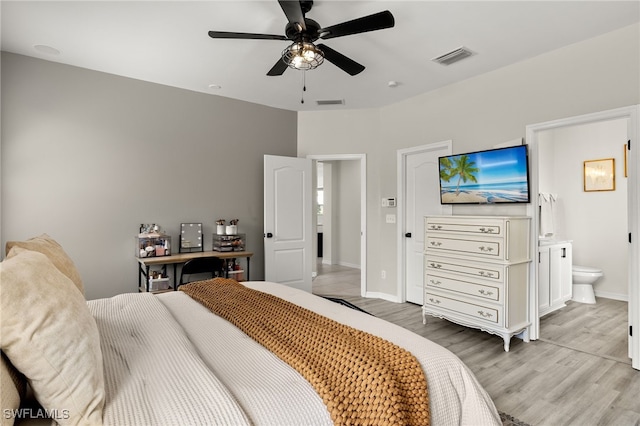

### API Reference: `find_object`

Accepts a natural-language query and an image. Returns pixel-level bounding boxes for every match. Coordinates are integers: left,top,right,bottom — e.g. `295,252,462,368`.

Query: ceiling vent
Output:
316,99,345,106
432,47,474,66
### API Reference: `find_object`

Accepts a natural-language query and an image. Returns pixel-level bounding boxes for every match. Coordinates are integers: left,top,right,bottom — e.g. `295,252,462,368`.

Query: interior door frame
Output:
525,105,639,370
307,154,367,297
396,141,452,303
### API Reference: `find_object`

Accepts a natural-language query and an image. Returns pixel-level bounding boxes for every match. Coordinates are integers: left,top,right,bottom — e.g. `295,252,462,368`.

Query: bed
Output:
1,235,501,425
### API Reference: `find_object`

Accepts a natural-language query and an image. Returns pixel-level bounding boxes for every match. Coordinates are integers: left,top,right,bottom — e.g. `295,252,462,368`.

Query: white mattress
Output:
89,281,501,425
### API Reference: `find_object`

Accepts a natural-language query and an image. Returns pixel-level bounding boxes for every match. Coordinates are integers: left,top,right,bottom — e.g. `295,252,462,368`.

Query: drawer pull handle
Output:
478,271,495,278
478,310,493,318
429,225,443,230
478,227,496,233
430,241,443,247
429,279,442,286
428,298,441,304
478,289,494,296
478,246,494,253
429,263,442,269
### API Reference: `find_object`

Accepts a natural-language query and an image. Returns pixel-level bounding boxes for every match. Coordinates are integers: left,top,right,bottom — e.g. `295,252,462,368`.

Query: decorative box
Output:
136,233,172,258
212,234,245,252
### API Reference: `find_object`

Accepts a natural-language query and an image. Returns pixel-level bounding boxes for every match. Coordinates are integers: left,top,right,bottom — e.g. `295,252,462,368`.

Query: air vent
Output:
432,47,474,66
316,99,345,106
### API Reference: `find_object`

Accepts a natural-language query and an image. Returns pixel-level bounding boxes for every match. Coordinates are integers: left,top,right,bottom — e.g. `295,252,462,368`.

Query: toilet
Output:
571,265,603,304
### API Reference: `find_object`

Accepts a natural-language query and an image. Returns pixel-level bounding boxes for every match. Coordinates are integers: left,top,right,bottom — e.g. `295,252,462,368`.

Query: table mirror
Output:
180,223,203,253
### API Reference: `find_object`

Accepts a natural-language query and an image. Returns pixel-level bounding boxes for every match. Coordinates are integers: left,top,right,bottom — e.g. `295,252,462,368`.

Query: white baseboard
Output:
365,291,401,303
321,260,361,269
594,290,628,302
338,261,360,269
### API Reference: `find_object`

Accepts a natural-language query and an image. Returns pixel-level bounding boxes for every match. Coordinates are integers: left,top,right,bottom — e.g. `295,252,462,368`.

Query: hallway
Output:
312,261,360,298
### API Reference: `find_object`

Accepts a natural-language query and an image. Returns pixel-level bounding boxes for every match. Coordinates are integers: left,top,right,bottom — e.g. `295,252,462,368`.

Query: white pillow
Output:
0,247,104,425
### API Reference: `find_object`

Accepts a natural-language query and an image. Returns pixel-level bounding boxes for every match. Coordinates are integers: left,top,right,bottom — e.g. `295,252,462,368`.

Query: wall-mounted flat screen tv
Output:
439,144,530,204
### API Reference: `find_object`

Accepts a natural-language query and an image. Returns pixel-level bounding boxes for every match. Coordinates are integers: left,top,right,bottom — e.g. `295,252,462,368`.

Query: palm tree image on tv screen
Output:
439,145,530,204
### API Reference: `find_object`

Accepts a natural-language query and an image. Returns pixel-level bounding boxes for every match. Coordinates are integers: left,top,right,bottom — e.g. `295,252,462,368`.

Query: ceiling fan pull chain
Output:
301,70,306,104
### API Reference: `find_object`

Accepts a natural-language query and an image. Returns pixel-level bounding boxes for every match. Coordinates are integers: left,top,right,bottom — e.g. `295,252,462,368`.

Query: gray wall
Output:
323,160,361,268
1,52,298,299
298,23,640,299
334,160,361,268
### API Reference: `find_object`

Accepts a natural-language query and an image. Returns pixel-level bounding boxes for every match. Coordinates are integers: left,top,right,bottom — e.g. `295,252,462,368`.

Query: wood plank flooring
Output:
539,298,630,364
312,263,640,426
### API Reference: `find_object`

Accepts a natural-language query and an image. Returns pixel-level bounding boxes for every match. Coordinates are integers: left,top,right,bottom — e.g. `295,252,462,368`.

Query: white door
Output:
538,247,551,313
548,245,564,309
399,142,452,304
264,155,313,292
559,244,573,302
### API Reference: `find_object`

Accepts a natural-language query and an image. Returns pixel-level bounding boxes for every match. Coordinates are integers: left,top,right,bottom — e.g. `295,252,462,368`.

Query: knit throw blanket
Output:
180,279,430,425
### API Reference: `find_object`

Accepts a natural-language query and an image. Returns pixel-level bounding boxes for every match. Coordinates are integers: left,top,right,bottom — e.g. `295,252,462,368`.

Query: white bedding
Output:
88,281,501,426
89,293,250,426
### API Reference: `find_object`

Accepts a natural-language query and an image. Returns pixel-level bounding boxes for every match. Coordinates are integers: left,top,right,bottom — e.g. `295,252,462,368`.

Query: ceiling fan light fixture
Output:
282,41,324,71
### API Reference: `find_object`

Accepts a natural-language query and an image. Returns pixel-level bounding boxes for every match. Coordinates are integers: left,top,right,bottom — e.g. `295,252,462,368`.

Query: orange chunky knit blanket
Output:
181,278,430,425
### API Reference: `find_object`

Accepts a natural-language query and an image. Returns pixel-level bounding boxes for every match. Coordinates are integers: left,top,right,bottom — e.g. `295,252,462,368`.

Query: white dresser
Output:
423,215,531,352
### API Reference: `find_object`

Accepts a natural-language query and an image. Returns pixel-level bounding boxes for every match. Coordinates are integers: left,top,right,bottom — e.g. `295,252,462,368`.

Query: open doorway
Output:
308,154,366,298
526,105,639,370
536,118,630,364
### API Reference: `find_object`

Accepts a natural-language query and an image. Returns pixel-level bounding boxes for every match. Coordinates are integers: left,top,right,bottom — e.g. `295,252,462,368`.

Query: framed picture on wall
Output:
583,158,615,192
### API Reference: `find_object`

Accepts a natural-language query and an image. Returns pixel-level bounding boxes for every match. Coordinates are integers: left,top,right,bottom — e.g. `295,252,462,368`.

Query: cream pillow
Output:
0,248,104,425
1,352,26,426
5,234,84,295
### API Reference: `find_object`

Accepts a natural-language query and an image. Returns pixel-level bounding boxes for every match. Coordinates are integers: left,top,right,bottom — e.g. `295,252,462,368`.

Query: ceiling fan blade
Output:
267,57,289,76
278,0,306,31
319,10,395,40
208,31,288,41
317,44,365,76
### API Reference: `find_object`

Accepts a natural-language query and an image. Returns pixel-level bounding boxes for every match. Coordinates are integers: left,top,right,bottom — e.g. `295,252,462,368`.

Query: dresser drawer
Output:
426,235,503,260
424,291,502,325
425,217,504,237
425,273,502,302
425,256,503,281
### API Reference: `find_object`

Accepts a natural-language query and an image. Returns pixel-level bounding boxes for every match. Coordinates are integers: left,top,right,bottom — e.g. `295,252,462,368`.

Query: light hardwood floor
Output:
312,263,640,426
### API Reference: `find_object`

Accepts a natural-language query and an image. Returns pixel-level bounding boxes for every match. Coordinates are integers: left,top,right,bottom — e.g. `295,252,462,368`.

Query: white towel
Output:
539,193,556,236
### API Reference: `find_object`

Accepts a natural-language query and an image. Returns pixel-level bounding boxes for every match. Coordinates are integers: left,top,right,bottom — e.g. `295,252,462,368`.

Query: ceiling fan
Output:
208,0,395,76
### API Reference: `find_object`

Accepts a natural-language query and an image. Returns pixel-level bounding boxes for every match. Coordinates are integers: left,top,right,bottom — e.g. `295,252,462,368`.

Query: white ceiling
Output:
2,1,639,112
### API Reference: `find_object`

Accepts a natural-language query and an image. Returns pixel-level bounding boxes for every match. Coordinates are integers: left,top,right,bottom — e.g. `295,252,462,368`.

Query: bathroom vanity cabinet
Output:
538,240,572,316
423,215,531,352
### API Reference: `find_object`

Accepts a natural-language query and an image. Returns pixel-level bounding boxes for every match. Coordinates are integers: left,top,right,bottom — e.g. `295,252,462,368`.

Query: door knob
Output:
265,232,273,238
405,232,412,238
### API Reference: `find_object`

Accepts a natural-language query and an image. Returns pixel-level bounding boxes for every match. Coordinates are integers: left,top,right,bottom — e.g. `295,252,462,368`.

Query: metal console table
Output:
137,250,253,292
